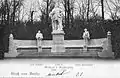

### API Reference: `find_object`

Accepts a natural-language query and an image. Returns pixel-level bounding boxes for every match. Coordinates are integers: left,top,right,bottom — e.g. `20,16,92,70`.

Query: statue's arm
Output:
49,12,52,17
41,34,43,39
36,34,39,39
82,33,85,39
87,32,90,39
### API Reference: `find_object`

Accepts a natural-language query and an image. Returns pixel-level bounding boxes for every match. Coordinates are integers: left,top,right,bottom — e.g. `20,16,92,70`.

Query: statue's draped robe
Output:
49,7,64,31
36,33,43,52
83,31,90,46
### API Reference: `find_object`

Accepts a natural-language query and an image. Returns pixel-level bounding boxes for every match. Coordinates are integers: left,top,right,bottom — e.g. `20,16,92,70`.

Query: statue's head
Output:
84,28,87,31
54,2,59,8
38,30,41,33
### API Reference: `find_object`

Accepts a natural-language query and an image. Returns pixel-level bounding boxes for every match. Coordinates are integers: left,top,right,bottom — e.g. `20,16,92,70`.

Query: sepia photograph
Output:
0,0,120,78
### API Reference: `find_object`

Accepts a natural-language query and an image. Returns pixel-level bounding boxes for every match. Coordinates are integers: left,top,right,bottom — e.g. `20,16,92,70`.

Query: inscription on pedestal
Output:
51,31,65,52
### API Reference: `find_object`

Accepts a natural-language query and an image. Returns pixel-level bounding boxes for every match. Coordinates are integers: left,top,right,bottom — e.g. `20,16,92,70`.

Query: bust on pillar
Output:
98,31,114,58
5,33,18,57
49,3,65,52
107,31,112,47
36,30,43,52
107,31,114,57
9,34,14,53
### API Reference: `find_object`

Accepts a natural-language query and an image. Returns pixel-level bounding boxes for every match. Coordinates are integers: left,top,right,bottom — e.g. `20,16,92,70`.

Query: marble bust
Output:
82,28,90,39
36,30,43,40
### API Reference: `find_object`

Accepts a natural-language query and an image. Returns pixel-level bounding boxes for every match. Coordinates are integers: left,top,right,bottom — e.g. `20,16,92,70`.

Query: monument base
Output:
83,45,88,52
51,30,65,52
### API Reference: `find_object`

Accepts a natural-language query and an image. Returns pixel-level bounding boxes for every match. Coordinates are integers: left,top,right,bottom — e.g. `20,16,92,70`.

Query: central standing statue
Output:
49,3,64,31
49,3,65,52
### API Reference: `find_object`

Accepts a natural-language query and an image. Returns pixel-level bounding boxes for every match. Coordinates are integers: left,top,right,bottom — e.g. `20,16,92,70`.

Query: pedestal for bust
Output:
51,30,65,52
37,39,42,52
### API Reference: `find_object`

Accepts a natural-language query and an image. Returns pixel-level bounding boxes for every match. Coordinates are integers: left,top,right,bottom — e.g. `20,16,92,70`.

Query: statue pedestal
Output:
51,30,65,52
83,45,88,52
37,39,42,52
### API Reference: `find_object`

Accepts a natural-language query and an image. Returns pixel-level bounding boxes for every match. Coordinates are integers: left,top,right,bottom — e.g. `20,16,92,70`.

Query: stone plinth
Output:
36,39,42,52
98,31,114,58
83,45,88,52
51,30,65,52
5,34,18,57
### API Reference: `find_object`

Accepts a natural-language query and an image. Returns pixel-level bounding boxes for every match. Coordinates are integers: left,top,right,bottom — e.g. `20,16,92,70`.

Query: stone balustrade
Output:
5,31,114,58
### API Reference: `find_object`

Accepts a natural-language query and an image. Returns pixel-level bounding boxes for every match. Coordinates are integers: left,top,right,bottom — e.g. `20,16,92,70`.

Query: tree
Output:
38,0,55,27
105,0,120,20
87,0,90,22
0,0,24,53
90,0,101,19
75,0,88,27
0,0,24,32
101,0,104,20
100,0,105,35
62,0,75,28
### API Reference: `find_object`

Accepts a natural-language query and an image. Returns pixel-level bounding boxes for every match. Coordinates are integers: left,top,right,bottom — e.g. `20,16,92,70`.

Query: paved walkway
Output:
0,58,118,64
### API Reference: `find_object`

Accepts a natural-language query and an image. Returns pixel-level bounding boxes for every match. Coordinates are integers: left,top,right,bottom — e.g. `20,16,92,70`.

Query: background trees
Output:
1,0,119,39
105,0,120,20
0,0,24,52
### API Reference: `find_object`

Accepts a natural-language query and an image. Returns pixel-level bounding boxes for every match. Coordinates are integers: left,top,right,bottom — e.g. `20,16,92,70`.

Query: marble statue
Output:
82,28,90,40
36,30,43,52
36,30,43,40
49,3,64,31
82,28,90,51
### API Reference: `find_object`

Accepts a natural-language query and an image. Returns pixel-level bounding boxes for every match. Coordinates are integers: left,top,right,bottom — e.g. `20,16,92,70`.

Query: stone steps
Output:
17,49,100,58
